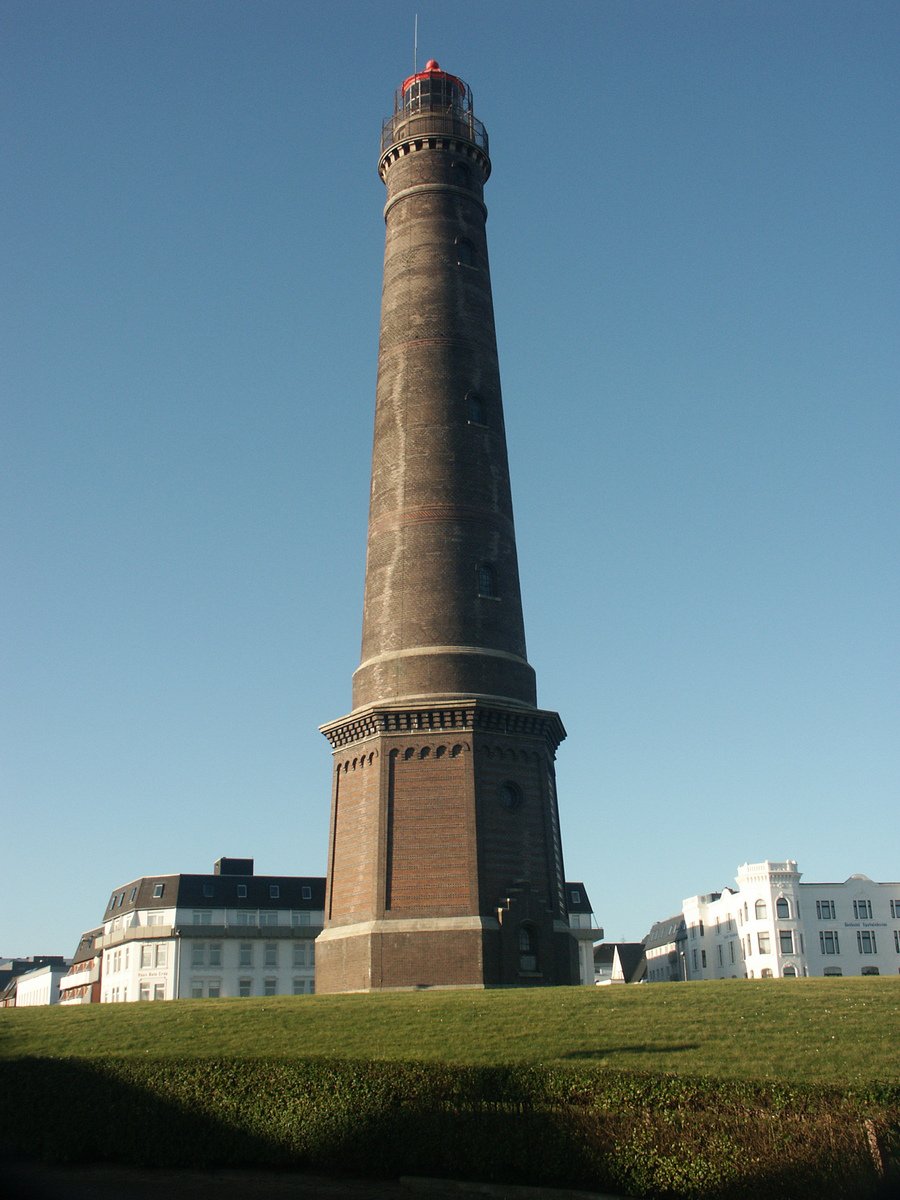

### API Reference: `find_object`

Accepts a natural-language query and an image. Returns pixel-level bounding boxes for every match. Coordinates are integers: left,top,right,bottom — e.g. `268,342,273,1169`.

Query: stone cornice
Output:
320,699,566,753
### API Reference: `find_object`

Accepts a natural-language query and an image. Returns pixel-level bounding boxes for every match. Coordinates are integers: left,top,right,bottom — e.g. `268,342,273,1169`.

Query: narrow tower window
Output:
456,237,475,267
467,392,486,425
476,563,496,598
518,924,538,973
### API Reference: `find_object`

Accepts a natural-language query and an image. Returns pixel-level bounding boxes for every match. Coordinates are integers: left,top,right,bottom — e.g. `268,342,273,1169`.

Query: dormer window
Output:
269,884,280,899
203,883,214,899
301,885,312,900
237,884,248,899
152,883,165,899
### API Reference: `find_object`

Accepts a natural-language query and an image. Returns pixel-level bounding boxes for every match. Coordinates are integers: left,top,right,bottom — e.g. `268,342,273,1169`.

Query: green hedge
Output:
1,1058,897,1199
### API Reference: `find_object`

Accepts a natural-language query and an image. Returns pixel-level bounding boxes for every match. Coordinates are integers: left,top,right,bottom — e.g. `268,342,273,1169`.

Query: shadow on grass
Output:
562,1043,700,1058
0,1057,895,1200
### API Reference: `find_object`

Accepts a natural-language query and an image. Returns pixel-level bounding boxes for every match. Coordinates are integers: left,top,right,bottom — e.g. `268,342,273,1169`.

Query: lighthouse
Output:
316,62,577,992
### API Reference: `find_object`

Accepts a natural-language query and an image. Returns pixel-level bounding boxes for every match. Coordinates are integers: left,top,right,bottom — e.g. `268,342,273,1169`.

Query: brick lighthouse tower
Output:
316,61,577,992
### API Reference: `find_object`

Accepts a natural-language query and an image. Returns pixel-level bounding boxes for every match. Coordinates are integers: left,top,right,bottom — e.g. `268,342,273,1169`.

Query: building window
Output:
455,237,475,267
701,950,707,968
760,968,773,978
191,984,204,999
203,883,214,898
891,900,900,919
139,984,151,1001
823,967,843,976
239,943,252,967
861,966,880,976
729,941,735,964
193,910,212,925
816,900,836,920
237,884,248,899
783,965,797,977
236,910,256,926
820,931,840,955
755,900,766,920
264,943,278,967
260,911,279,927
476,563,496,598
293,944,307,968
518,925,538,973
570,889,581,905
192,943,205,967
269,885,280,899
208,943,222,967
894,930,900,953
758,932,771,954
857,930,877,954
309,942,315,965
775,898,790,919
153,983,165,1000
691,948,698,971
238,979,252,998
152,883,164,899
292,978,306,995
208,983,220,999
779,931,793,954
130,886,138,902
140,945,152,968
854,899,873,920
147,912,164,926
301,886,312,900
264,977,277,996
292,910,311,926
156,943,168,968
716,944,723,967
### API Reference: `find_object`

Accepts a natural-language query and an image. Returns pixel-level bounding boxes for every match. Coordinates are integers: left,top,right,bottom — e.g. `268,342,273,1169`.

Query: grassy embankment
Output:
2,977,898,1082
2,979,898,1198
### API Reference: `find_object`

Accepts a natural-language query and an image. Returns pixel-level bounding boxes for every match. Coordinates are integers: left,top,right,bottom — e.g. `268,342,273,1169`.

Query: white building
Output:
565,882,600,985
644,860,900,980
93,857,324,1002
13,960,71,1006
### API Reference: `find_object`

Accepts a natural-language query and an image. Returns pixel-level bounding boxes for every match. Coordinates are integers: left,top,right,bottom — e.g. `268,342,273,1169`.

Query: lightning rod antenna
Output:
414,13,418,74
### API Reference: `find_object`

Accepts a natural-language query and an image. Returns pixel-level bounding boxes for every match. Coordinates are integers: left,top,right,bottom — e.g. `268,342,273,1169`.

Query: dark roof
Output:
69,928,103,966
643,914,686,950
593,942,646,983
564,881,593,914
614,944,647,983
103,872,326,921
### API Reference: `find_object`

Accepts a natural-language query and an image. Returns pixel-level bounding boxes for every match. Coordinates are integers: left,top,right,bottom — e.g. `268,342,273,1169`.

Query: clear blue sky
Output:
3,1,898,957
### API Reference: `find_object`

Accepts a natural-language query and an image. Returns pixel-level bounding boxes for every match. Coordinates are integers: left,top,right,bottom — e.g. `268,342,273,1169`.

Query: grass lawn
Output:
2,977,898,1084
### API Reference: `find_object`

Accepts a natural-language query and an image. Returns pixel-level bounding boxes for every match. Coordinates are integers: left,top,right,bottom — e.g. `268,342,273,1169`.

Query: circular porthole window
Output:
499,782,522,810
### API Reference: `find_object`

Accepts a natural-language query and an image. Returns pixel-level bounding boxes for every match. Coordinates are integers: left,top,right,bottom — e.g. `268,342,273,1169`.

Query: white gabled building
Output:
645,860,900,981
91,857,324,1002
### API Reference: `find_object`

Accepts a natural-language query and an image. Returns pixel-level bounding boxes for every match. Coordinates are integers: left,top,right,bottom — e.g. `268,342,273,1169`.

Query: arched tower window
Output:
456,237,475,267
518,924,537,973
755,900,767,920
476,563,496,598
499,781,522,811
775,897,790,919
